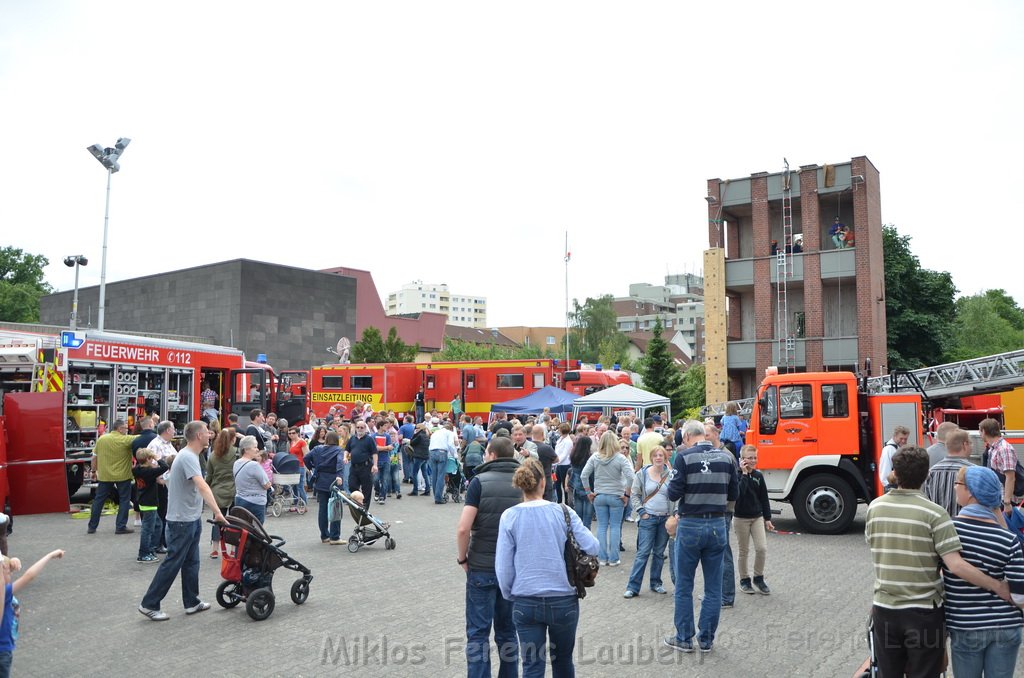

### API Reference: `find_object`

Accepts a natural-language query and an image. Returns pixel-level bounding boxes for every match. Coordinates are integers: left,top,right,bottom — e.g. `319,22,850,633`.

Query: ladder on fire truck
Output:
0,333,60,392
700,348,1024,417
776,159,796,373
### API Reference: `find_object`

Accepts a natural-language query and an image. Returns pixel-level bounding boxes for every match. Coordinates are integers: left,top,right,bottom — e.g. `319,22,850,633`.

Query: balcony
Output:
726,336,859,369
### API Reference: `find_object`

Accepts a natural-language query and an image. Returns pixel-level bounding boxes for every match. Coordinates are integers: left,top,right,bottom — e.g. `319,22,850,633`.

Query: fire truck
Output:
0,328,308,514
307,359,631,420
701,349,1024,534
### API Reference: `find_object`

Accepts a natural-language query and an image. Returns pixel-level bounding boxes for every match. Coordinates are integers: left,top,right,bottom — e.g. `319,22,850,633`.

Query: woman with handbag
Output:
496,458,599,678
624,446,674,598
581,432,634,566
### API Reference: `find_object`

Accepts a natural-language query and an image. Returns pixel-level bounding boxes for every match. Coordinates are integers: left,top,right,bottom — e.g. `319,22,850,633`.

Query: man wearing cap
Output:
88,419,139,535
865,446,1011,677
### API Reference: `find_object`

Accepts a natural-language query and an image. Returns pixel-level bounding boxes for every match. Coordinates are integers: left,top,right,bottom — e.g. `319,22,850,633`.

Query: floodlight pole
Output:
97,167,112,332
71,260,82,331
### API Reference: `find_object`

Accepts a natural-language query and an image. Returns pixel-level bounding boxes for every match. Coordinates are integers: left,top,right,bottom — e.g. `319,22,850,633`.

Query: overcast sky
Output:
2,1,1021,329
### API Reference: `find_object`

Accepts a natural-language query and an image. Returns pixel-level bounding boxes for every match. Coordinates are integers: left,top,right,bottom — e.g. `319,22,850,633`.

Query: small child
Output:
133,449,167,563
260,451,275,505
0,549,64,677
734,445,774,595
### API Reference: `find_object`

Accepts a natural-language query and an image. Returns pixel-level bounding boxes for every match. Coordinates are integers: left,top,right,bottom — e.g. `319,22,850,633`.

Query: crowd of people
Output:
76,395,1024,676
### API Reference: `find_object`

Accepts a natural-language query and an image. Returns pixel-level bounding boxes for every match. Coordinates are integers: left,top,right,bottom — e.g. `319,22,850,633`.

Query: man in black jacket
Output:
245,410,267,451
455,436,520,678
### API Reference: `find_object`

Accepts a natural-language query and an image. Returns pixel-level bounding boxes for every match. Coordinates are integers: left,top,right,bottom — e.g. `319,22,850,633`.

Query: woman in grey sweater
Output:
581,432,634,566
625,446,674,597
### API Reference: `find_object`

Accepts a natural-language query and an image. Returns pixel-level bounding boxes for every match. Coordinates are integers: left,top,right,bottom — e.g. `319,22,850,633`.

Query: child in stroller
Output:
212,506,313,621
332,487,397,553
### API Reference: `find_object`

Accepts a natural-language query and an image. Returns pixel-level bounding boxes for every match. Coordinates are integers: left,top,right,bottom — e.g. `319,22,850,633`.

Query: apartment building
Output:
386,281,487,328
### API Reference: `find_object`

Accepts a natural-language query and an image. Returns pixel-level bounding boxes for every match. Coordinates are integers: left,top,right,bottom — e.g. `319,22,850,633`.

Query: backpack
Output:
981,447,1024,497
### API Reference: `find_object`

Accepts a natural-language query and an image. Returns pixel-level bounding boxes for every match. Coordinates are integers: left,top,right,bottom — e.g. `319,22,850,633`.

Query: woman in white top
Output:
496,458,599,678
625,446,674,597
554,422,574,505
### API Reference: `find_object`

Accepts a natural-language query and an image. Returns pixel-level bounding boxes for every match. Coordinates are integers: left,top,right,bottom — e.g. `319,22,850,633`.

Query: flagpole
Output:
564,231,570,364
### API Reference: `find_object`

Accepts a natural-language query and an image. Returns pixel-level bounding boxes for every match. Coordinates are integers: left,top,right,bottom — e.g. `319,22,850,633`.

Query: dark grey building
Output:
39,259,356,371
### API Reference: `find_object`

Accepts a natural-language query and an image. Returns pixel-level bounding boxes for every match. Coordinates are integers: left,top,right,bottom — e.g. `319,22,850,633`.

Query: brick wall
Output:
852,156,886,373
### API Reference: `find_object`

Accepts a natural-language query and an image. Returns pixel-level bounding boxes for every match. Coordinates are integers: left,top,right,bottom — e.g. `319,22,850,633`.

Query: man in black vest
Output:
455,436,520,678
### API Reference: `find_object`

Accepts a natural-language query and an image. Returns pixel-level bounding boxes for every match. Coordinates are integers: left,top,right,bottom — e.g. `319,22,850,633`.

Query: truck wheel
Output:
791,473,856,535
67,464,84,498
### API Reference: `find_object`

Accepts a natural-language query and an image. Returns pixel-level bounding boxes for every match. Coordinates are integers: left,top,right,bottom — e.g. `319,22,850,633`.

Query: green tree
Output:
638,317,685,414
351,326,418,363
950,292,1024,360
679,363,706,412
0,247,53,323
569,295,618,363
434,337,547,362
883,225,957,370
596,333,632,372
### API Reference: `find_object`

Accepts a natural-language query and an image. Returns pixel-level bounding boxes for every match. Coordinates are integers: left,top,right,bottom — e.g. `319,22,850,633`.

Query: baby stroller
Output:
445,453,464,503
332,486,396,553
212,506,314,621
269,472,307,517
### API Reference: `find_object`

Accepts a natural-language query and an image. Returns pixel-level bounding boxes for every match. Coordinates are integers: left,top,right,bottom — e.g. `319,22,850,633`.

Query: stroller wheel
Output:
246,587,275,621
291,578,310,605
296,498,307,515
270,501,283,518
385,537,396,550
216,580,242,609
347,536,360,553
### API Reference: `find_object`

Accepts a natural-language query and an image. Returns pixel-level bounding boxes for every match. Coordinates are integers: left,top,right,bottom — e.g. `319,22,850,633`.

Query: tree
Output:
679,363,706,413
434,337,547,362
0,247,52,323
351,326,418,363
638,317,685,414
950,291,1024,360
883,226,957,370
569,295,619,364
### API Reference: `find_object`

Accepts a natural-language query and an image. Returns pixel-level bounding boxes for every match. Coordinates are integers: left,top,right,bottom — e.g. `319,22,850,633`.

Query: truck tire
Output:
67,464,84,498
791,473,857,535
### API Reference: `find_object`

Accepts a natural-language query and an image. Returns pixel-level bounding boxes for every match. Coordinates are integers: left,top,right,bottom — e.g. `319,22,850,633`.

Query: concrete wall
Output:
40,260,357,371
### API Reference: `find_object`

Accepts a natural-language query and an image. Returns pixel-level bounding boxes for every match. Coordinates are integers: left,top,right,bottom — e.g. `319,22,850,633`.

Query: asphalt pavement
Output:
6,490,989,677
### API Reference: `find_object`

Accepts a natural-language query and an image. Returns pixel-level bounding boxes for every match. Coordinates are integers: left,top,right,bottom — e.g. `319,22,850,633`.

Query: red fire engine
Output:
0,328,307,514
308,359,631,420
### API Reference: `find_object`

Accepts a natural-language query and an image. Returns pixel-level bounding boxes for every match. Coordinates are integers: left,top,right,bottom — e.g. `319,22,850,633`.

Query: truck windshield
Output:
760,385,778,434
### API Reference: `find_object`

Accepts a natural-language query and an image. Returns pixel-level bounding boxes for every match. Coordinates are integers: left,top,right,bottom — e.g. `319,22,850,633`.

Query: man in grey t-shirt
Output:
139,420,226,621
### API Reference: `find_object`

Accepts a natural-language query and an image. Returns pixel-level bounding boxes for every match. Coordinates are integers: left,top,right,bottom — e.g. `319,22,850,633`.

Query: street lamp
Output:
63,255,88,331
85,137,130,332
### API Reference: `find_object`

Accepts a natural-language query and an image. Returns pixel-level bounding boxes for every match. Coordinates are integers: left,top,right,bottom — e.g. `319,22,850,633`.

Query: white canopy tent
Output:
570,383,671,424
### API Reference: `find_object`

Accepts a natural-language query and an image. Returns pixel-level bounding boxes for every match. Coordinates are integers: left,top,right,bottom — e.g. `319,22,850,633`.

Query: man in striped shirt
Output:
923,429,974,518
866,446,1011,677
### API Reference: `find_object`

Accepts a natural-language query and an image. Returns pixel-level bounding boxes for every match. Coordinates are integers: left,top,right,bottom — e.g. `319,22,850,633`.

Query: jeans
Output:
429,450,448,502
411,458,430,493
387,463,402,497
592,494,625,563
315,489,341,541
234,496,266,524
293,468,309,505
513,595,579,678
626,514,669,593
572,489,593,529
721,512,735,604
375,458,391,496
465,570,518,678
88,479,132,531
554,466,569,504
672,516,728,649
0,650,10,678
402,448,413,482
949,626,1022,678
140,518,203,611
138,510,162,559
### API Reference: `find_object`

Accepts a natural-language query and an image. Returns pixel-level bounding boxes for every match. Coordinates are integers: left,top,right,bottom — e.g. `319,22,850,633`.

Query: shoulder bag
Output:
561,505,599,598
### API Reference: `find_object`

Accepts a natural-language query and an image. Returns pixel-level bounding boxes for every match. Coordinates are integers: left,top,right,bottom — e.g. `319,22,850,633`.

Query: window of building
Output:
546,336,556,345
821,384,849,418
429,304,436,309
497,374,525,389
322,376,344,389
350,376,373,390
794,312,806,339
